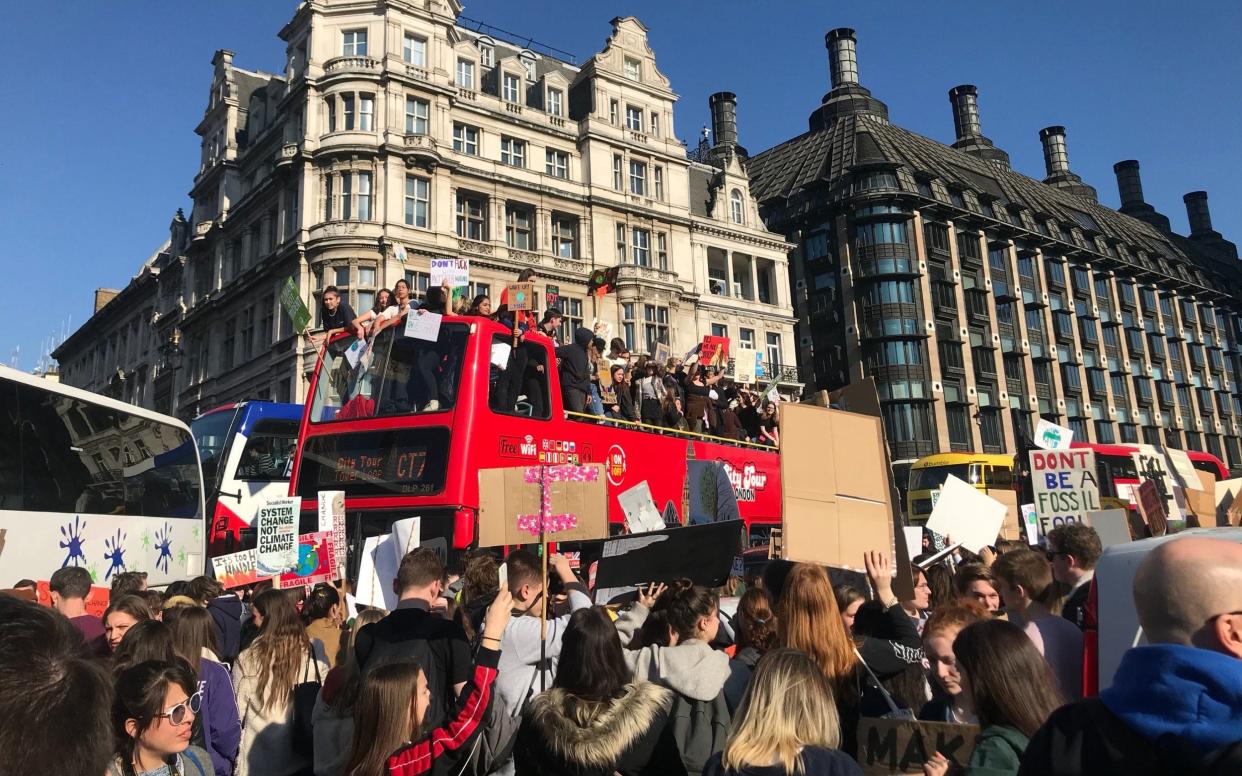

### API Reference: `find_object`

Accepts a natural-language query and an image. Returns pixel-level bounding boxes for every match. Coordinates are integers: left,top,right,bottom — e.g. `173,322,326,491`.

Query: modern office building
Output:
749,28,1242,467
54,0,798,419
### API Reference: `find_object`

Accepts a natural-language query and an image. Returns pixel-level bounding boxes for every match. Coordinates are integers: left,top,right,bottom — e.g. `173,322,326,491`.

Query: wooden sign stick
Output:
539,465,550,692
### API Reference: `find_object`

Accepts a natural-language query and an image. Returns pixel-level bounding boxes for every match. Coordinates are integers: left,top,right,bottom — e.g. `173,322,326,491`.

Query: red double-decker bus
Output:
285,315,781,574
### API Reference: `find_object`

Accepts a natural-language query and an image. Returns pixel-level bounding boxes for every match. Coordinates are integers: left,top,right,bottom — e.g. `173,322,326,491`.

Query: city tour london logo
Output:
720,461,769,502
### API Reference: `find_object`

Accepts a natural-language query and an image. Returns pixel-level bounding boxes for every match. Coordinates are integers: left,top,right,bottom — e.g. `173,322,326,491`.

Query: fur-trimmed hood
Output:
524,682,674,769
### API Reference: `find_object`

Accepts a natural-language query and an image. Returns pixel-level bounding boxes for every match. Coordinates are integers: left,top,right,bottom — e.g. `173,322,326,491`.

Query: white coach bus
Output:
0,364,205,587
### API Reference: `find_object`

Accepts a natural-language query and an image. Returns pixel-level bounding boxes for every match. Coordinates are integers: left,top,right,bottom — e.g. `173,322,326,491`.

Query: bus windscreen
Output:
294,427,450,497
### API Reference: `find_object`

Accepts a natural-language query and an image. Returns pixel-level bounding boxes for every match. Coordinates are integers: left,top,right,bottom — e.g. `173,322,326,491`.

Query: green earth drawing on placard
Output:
296,542,320,576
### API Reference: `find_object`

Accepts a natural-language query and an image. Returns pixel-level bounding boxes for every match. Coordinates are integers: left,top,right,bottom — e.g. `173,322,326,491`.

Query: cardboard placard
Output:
317,491,347,564
598,362,617,404
779,403,912,598
405,310,442,341
256,497,299,576
506,282,536,311
827,377,883,419
857,719,980,775
1165,448,1205,491
1084,509,1133,548
1034,418,1074,450
343,338,369,369
211,531,337,589
686,461,743,524
1020,502,1040,545
1217,478,1242,526
477,465,608,547
991,487,1022,542
700,335,730,367
734,345,757,384
430,258,469,296
1185,470,1219,526
279,276,311,334
1030,449,1100,538
653,342,672,365
595,520,743,589
925,476,1007,554
355,534,398,610
618,480,666,534
274,532,339,590
1136,479,1168,536
1132,446,1185,526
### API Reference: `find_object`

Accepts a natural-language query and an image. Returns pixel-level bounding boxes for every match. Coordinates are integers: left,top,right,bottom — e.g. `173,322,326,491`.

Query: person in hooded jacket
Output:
556,327,595,413
514,606,683,776
613,579,732,776
189,577,243,665
1016,536,1242,776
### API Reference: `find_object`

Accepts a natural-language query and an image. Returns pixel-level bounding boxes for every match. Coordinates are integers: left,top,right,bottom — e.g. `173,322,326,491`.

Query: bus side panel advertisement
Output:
0,512,204,589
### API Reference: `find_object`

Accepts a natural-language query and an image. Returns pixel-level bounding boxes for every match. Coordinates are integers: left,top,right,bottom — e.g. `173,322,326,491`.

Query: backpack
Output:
668,690,731,776
469,658,545,776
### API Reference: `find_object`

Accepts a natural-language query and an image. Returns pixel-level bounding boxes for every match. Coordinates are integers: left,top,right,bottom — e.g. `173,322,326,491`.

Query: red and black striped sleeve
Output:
386,647,500,776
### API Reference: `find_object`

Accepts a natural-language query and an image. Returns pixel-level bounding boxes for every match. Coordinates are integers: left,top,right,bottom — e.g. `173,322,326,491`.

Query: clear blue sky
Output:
2,0,1239,372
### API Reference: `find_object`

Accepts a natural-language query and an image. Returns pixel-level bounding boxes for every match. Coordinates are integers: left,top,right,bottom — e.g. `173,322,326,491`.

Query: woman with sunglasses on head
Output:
109,659,212,776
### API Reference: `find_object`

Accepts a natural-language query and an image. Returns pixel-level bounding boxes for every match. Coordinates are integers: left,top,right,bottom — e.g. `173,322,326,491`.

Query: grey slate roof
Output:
749,114,1242,295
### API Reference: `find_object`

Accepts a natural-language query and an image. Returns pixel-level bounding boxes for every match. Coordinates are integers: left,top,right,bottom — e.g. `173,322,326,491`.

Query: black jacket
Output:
514,682,685,776
1018,698,1242,776
854,601,925,680
702,746,862,776
1061,580,1090,630
555,327,594,396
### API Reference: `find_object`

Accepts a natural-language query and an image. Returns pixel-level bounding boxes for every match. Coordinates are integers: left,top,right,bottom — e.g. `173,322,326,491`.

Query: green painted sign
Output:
279,277,311,333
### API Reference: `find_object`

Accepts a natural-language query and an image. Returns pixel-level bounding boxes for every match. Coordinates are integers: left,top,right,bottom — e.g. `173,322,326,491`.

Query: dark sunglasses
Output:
156,692,202,726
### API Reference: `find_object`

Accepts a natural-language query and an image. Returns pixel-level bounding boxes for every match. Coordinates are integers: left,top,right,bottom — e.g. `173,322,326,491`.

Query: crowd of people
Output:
317,269,782,443
7,521,1240,776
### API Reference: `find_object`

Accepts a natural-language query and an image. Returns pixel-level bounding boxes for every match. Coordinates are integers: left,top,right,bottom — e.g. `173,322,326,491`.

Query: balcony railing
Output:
722,358,802,385
323,56,380,74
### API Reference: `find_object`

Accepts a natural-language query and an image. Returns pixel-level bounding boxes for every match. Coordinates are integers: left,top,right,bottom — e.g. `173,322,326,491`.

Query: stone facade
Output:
56,1,797,419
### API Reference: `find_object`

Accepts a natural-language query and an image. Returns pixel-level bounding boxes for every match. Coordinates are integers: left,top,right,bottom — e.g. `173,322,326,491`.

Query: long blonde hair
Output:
722,648,843,774
777,564,859,686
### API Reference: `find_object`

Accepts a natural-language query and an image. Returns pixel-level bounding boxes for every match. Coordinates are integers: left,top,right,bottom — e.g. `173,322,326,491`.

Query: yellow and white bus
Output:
907,452,1016,523
0,364,205,587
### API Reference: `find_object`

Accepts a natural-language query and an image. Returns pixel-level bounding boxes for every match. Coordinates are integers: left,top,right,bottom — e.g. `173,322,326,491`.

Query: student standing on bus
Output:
497,269,539,332
49,566,107,655
320,286,365,339
353,288,393,331
556,327,595,414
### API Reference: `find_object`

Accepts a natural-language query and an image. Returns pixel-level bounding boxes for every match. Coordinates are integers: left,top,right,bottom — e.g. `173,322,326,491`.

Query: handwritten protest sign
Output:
925,475,1007,554
506,282,535,311
1164,448,1205,491
279,277,311,334
430,258,469,305
1218,478,1242,526
1132,445,1186,527
1021,502,1039,545
700,335,730,367
857,719,980,775
653,342,672,365
405,310,442,341
317,491,346,564
343,338,368,369
255,497,299,576
1136,479,1168,536
544,284,560,310
734,345,757,384
212,531,337,589
1034,418,1074,450
477,464,608,546
1030,449,1100,538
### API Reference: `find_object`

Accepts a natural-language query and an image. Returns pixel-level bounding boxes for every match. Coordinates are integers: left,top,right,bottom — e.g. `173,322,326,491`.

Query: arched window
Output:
730,189,744,224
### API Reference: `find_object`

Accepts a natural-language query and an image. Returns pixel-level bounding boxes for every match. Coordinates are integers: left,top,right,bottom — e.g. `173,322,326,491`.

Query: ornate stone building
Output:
749,28,1242,468
56,1,797,418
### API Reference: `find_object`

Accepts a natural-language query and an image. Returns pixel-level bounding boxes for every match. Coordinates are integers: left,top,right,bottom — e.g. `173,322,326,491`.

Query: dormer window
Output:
456,59,475,89
478,37,494,68
502,73,521,103
547,88,563,117
519,51,537,81
624,57,641,81
730,190,745,224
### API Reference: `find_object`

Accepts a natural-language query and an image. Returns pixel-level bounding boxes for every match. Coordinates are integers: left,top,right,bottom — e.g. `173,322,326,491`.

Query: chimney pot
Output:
1112,160,1145,208
1184,191,1214,235
708,91,738,149
1039,125,1070,176
825,28,859,88
948,84,981,140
